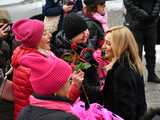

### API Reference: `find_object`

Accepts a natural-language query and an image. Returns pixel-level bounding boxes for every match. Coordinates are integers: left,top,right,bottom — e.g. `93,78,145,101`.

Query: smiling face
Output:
102,32,113,60
37,31,52,50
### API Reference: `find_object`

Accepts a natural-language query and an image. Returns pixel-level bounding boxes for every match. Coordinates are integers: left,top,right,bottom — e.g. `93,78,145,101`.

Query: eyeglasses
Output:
67,77,72,85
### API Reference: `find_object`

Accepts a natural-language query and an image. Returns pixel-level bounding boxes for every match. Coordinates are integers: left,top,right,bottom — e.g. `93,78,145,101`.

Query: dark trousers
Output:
129,23,157,76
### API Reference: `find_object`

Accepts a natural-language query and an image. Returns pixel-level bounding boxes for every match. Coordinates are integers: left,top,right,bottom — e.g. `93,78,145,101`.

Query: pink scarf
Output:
92,12,108,32
29,95,73,113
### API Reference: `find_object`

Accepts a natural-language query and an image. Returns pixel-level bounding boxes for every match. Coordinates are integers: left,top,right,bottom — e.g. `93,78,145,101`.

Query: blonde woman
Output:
102,26,147,120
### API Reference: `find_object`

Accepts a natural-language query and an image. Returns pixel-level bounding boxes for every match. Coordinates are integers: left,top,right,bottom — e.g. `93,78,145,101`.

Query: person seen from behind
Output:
17,49,84,120
11,19,51,120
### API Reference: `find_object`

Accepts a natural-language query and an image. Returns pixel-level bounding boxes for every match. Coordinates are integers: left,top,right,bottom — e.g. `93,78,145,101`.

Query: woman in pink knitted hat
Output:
9,19,83,120
17,50,84,120
10,19,51,120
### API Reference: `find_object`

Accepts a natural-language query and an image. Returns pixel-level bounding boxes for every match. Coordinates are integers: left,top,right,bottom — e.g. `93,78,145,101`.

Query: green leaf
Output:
74,62,91,71
63,54,72,62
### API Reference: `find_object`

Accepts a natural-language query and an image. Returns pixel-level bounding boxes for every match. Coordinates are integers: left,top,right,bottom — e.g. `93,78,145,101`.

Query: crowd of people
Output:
0,0,160,120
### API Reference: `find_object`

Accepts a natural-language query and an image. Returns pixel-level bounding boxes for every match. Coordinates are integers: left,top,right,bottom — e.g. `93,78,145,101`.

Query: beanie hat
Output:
12,19,44,48
0,9,10,22
20,52,72,96
84,0,106,6
63,13,88,40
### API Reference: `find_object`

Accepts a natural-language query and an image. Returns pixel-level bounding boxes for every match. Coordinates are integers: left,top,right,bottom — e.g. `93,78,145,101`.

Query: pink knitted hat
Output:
20,52,72,96
12,19,44,48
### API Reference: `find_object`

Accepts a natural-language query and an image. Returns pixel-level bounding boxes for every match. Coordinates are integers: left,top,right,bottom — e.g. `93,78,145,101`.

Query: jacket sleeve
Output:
123,0,150,21
72,0,83,12
53,31,71,58
86,21,104,49
42,0,64,16
113,68,137,120
13,65,33,120
136,75,147,118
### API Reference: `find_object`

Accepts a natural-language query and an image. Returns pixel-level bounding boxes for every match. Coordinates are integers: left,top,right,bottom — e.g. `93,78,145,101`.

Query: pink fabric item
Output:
93,49,109,79
29,95,72,112
92,13,108,32
19,51,72,96
12,19,44,48
72,99,124,120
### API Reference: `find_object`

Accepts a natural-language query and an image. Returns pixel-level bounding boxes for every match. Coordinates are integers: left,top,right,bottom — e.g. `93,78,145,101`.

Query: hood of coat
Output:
11,45,36,68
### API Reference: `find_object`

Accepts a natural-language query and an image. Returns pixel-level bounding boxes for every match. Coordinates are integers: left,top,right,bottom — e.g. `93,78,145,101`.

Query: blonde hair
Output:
107,26,144,75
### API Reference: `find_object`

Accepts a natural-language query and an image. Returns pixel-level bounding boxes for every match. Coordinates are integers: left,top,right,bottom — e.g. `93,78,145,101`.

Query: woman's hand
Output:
0,23,8,38
70,70,84,88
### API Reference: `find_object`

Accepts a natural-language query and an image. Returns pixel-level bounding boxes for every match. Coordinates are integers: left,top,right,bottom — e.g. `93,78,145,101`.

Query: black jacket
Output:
77,11,104,49
0,40,10,73
17,95,79,120
43,0,82,30
124,0,160,27
103,54,147,120
53,32,103,108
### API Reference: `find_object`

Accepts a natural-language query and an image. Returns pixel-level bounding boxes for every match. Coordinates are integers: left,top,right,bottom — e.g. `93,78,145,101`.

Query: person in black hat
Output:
54,13,89,57
63,12,89,41
53,13,104,108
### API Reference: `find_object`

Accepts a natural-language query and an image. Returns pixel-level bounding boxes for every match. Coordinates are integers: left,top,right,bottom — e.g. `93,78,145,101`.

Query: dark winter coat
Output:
103,54,147,120
18,95,79,120
0,40,13,120
77,11,105,49
43,0,83,30
53,31,103,107
0,40,10,73
124,0,160,28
